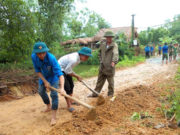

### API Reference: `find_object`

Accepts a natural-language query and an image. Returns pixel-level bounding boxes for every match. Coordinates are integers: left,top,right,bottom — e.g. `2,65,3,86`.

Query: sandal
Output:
68,107,75,112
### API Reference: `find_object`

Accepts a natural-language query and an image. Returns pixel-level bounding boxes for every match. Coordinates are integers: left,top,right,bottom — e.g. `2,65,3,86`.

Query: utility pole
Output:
131,14,135,46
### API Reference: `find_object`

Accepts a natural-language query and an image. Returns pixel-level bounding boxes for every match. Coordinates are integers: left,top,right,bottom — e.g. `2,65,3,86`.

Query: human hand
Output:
44,81,50,90
59,88,65,96
77,76,82,82
111,62,115,67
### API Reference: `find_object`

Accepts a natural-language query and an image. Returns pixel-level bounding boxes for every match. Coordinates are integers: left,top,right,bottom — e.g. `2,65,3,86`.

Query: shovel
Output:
81,80,105,105
49,86,97,120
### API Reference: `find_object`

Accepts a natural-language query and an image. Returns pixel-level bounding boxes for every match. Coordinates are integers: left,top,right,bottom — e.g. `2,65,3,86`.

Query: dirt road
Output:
0,57,179,135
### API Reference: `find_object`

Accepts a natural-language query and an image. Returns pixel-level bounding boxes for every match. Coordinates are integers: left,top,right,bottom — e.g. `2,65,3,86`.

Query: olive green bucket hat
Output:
104,31,115,37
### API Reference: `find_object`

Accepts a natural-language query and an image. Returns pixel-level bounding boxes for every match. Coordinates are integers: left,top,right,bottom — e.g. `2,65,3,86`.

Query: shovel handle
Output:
49,86,94,109
81,80,100,96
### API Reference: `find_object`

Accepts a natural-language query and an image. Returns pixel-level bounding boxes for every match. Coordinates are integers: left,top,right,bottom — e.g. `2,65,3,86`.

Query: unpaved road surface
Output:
0,57,179,135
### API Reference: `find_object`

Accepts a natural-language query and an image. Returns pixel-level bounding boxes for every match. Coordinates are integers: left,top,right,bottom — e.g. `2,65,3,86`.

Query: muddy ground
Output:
0,57,180,135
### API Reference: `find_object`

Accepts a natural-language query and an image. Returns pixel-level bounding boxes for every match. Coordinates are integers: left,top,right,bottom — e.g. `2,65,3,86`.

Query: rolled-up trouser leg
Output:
107,75,114,96
38,84,50,105
94,71,106,96
50,81,59,110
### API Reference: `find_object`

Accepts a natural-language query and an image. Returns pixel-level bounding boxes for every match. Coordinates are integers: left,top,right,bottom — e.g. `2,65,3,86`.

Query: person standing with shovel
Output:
31,42,65,126
58,47,92,112
88,31,119,98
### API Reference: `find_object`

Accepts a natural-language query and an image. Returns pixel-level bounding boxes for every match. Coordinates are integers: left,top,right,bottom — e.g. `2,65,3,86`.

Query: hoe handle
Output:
49,86,94,109
81,80,100,96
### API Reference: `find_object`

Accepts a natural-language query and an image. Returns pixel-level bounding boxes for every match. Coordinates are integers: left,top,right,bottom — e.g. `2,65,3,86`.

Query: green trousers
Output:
94,70,114,96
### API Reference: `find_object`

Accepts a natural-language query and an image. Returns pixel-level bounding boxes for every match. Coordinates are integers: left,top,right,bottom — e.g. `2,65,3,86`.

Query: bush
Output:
115,33,135,61
81,50,100,65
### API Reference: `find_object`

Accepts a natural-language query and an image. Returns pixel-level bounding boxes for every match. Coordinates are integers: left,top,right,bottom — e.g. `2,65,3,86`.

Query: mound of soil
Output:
47,85,180,135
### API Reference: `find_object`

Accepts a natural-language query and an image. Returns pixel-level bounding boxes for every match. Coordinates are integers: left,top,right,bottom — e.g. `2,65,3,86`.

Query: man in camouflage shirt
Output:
89,31,119,97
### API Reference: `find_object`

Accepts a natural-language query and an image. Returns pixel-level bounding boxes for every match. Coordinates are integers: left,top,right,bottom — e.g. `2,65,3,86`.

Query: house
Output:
60,26,138,48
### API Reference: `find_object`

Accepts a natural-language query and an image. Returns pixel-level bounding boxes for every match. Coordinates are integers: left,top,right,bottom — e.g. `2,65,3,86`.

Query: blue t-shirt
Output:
144,46,150,52
31,52,63,85
162,45,168,54
150,46,154,52
158,46,162,51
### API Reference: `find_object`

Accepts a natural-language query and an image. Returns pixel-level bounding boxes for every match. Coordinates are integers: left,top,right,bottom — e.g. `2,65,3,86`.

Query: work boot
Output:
108,92,114,97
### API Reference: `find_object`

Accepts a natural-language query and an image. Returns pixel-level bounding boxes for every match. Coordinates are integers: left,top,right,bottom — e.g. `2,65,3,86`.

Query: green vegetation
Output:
74,55,145,79
131,112,151,121
74,65,99,78
0,0,75,63
63,8,111,40
138,15,180,45
157,63,180,121
116,55,145,68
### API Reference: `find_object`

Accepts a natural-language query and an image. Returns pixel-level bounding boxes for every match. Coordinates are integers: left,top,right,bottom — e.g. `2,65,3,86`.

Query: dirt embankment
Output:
47,84,180,135
0,71,37,101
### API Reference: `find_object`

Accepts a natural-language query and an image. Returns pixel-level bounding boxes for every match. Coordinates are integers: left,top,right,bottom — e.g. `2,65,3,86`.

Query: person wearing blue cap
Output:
58,47,92,112
31,42,65,126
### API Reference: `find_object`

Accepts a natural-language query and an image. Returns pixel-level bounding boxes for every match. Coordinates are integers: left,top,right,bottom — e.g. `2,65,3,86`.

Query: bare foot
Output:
50,118,56,126
42,104,51,112
42,108,51,112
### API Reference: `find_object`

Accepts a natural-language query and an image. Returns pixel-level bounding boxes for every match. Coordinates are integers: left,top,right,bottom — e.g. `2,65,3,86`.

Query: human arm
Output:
50,55,65,94
68,72,82,82
112,43,119,67
37,72,50,89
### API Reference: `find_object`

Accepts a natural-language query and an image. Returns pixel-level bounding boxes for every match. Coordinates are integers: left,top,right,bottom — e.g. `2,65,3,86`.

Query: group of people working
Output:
144,43,178,64
31,31,119,126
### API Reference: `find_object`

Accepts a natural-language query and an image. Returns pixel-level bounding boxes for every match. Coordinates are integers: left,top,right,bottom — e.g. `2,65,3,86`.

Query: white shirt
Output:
58,52,80,74
107,44,110,49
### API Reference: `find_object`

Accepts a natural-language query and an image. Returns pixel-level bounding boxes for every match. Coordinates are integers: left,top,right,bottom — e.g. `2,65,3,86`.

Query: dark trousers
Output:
94,70,114,96
63,72,74,95
38,81,59,110
159,50,161,55
145,52,150,58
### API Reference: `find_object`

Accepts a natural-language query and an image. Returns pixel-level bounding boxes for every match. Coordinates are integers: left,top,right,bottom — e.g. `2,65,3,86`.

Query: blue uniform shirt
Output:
158,46,162,51
162,45,168,54
144,46,150,52
31,52,63,85
150,46,154,52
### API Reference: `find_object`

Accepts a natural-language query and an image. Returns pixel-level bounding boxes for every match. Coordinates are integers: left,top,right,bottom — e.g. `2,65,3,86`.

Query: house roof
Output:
94,27,137,41
61,26,138,45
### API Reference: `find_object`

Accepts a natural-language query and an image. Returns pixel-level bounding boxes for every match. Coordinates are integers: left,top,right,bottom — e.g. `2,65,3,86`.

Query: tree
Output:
138,27,169,45
0,0,36,62
62,8,111,39
83,10,110,37
37,0,75,48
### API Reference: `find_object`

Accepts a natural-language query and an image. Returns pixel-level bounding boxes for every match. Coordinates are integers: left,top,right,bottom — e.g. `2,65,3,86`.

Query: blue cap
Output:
32,42,49,53
78,47,92,57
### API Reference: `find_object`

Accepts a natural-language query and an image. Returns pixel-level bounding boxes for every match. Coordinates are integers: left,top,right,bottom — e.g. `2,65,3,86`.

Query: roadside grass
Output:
0,59,33,72
116,55,145,68
74,55,145,79
157,61,180,122
74,65,99,78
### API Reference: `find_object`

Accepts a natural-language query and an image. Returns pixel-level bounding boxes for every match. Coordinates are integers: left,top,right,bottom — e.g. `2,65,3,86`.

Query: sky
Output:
75,0,180,31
